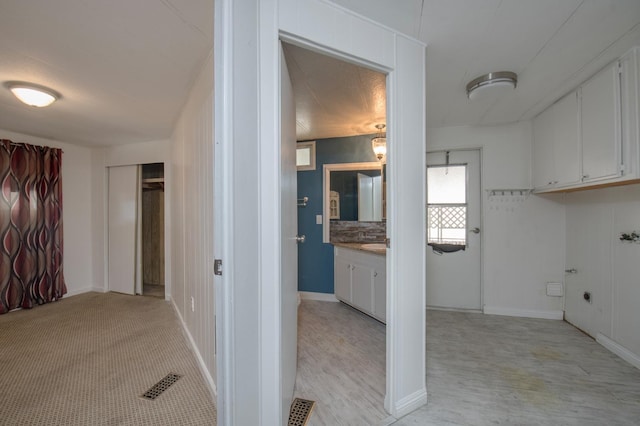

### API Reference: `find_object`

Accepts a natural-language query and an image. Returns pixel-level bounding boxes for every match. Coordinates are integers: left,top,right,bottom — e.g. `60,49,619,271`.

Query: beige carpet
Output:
0,292,217,425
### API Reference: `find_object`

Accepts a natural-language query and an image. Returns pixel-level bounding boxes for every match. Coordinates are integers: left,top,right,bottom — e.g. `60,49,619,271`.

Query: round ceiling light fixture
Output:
466,71,517,100
5,81,61,107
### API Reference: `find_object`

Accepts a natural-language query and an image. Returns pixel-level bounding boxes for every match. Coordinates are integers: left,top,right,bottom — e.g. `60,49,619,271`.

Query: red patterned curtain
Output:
0,139,66,314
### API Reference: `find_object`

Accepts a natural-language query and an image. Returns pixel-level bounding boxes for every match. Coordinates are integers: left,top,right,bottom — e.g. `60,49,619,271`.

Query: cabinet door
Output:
334,256,352,303
373,267,386,322
351,263,373,313
553,92,580,186
581,62,621,182
533,105,556,189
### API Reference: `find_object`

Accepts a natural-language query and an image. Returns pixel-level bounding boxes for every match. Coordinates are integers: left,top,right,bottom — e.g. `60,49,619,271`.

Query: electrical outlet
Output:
191,296,195,312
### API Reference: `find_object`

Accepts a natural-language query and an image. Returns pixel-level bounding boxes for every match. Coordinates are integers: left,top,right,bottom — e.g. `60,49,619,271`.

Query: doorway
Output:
141,163,165,298
426,149,482,310
283,41,389,419
107,163,165,298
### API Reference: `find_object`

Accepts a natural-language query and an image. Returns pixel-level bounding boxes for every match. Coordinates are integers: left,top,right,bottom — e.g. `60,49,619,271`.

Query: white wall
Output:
0,129,95,296
170,51,216,395
427,122,566,319
565,184,640,367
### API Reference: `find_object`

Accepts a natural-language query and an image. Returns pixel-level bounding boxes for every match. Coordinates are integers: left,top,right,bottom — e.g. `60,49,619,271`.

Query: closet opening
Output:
141,163,165,298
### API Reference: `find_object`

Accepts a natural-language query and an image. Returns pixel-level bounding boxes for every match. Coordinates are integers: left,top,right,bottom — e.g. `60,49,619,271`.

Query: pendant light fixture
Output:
5,81,61,107
371,124,387,161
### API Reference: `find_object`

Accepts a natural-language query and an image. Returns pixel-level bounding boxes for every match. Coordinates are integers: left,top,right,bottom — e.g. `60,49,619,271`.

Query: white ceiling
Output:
0,1,639,146
0,0,213,146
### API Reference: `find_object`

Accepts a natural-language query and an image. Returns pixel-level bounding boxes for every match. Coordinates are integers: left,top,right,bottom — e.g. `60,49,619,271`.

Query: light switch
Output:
316,215,323,225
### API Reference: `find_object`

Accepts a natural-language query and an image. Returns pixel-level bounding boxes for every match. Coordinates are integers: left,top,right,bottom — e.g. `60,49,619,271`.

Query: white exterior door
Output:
108,165,140,295
280,43,298,419
426,150,481,310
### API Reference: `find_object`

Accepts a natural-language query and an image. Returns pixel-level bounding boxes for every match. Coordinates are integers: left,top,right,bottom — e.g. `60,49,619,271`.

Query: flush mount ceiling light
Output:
5,81,61,107
371,124,387,161
466,71,517,100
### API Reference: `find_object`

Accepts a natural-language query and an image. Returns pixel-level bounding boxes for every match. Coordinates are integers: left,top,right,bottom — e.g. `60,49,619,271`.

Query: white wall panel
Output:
565,184,640,361
427,122,567,318
170,51,216,395
279,0,395,69
385,34,427,417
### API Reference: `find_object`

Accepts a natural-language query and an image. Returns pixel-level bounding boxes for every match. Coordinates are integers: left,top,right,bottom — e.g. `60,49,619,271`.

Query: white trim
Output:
597,333,640,370
483,306,564,320
390,388,428,419
213,0,234,424
296,141,316,171
298,291,339,302
171,299,218,399
427,306,483,314
64,286,106,298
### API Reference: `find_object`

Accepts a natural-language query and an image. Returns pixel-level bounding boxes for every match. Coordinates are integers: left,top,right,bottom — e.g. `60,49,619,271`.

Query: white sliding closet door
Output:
108,165,141,295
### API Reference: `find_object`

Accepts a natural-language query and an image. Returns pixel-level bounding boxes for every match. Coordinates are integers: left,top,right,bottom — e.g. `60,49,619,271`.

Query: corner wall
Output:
0,129,95,297
427,122,566,319
564,184,640,367
170,51,216,393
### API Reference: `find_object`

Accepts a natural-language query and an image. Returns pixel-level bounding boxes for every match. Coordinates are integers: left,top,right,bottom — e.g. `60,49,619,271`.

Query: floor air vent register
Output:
141,373,182,400
288,398,316,426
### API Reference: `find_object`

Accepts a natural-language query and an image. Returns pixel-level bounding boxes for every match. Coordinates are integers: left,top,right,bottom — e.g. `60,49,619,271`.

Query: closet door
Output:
108,165,139,295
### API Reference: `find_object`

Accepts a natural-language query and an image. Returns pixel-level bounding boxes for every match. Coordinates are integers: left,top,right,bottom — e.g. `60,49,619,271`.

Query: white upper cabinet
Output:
533,92,580,190
532,102,556,189
533,47,640,193
580,62,621,183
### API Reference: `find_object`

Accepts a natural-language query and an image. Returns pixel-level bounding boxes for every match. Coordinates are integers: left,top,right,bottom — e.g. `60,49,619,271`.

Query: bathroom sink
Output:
361,243,386,250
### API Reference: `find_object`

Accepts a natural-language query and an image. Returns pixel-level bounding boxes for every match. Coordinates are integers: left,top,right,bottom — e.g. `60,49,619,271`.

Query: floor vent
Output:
288,398,316,426
141,373,182,400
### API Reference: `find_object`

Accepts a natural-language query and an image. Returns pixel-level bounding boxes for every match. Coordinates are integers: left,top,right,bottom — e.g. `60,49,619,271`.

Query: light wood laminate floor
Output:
295,300,640,426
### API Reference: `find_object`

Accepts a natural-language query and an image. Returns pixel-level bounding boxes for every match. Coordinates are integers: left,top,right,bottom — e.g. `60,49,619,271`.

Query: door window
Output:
427,164,467,246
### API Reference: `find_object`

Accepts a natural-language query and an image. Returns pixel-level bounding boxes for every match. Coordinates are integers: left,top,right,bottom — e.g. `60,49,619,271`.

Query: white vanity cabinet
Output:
533,47,640,192
334,245,386,323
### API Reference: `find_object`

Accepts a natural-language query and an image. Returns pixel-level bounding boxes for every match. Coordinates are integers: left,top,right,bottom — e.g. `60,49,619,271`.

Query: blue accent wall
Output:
297,134,379,294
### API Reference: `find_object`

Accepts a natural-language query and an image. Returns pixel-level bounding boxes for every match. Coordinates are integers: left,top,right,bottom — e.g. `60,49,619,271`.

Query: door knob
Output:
469,227,480,234
295,235,306,244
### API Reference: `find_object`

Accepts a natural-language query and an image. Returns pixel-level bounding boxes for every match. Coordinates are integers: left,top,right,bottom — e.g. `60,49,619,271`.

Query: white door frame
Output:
214,0,427,423
426,148,483,310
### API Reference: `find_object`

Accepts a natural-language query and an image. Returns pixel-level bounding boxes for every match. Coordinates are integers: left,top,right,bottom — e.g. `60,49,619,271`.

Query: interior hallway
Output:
295,300,640,425
0,292,216,425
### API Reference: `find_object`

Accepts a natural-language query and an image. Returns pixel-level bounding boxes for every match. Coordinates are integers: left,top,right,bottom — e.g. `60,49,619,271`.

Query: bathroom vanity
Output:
333,243,386,323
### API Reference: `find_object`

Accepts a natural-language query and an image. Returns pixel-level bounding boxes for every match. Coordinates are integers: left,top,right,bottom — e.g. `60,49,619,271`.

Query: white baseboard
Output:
483,306,563,320
390,388,427,419
427,305,482,314
298,291,339,302
596,333,640,370
65,286,106,298
170,299,218,399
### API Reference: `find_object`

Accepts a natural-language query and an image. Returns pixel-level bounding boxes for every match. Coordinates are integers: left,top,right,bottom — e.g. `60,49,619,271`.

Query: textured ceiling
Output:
0,1,639,145
282,43,386,141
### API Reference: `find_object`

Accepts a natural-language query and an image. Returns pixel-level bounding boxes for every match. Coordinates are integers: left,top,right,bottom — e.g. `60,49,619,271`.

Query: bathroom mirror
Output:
323,162,385,243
